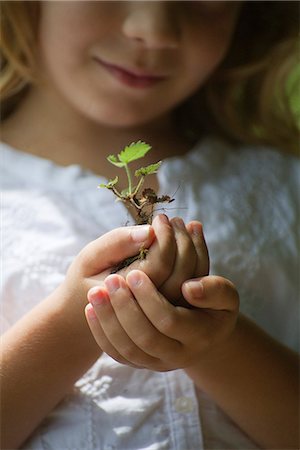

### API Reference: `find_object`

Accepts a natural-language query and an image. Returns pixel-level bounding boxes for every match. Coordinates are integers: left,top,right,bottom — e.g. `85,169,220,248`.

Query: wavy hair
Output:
179,1,299,154
1,1,299,153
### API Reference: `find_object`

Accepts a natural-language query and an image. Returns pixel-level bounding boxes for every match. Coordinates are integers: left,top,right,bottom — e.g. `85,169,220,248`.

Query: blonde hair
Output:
1,1,299,154
1,1,40,112
202,1,300,155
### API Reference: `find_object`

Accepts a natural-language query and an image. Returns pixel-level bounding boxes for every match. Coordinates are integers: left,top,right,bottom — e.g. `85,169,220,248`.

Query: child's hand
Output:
60,223,156,311
63,213,207,318
79,214,208,309
159,218,209,305
63,213,183,308
118,216,209,306
85,271,239,370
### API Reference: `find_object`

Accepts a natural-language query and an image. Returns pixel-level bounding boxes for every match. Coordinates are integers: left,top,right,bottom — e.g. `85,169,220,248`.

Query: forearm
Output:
185,314,299,449
0,286,101,449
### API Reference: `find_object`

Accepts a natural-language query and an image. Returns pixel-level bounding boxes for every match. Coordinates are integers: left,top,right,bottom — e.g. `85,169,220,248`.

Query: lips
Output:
93,57,167,89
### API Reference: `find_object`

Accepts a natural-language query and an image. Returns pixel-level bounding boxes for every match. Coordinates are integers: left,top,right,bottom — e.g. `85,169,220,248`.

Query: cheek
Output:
38,3,106,72
184,3,240,68
185,14,238,81
182,42,225,93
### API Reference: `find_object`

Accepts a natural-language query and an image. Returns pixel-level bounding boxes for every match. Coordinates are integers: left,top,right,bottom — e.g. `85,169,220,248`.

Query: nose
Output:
122,2,180,49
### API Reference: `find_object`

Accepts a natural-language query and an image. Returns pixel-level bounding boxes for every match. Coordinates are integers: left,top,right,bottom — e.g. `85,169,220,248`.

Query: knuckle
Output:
136,332,156,351
121,344,137,361
160,224,177,261
75,246,91,271
76,239,107,272
179,233,195,254
146,256,171,282
195,251,210,277
178,249,197,275
157,312,179,336
143,244,175,285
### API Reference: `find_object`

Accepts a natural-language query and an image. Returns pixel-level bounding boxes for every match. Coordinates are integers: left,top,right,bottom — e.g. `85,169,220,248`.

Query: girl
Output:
1,1,299,449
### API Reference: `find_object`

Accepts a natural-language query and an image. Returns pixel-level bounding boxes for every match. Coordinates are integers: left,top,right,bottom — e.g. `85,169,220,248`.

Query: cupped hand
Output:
117,215,209,306
85,271,239,371
75,214,209,308
61,223,155,309
159,218,209,305
61,213,182,312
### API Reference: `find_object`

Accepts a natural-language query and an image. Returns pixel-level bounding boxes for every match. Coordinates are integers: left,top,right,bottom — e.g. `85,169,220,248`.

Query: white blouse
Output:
1,138,298,449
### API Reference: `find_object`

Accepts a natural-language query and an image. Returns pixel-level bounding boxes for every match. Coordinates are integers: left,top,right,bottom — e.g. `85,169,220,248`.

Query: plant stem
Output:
132,176,145,197
125,163,132,194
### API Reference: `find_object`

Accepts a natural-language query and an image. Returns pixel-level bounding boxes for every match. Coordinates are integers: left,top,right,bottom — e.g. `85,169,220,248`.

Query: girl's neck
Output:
1,86,191,176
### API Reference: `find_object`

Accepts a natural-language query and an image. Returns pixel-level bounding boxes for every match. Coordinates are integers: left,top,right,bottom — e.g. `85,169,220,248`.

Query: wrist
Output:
51,283,102,362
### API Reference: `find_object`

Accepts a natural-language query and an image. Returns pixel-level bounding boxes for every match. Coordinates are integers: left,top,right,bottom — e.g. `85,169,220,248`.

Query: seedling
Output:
99,141,173,225
99,141,174,271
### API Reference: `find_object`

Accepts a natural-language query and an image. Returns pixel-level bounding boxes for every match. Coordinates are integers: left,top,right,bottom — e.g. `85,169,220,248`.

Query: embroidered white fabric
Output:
1,138,298,449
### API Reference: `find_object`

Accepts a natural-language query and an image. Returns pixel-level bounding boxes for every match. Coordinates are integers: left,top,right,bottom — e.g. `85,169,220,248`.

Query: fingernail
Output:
185,279,204,299
191,222,203,237
131,225,151,242
172,217,185,230
105,275,121,294
158,214,169,224
127,270,143,288
85,303,97,320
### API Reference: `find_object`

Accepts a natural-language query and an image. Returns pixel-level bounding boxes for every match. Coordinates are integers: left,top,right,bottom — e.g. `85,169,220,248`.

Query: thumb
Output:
76,225,155,276
181,275,239,312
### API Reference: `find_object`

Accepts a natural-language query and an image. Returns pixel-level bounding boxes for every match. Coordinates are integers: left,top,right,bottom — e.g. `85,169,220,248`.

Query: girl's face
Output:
37,1,241,128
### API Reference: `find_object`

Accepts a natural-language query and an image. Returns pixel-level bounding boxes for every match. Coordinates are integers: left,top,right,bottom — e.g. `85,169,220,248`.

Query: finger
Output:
105,274,182,360
85,302,138,367
158,217,197,305
126,270,189,337
87,285,163,368
118,214,177,287
78,224,155,277
127,270,215,347
186,221,209,277
182,275,239,312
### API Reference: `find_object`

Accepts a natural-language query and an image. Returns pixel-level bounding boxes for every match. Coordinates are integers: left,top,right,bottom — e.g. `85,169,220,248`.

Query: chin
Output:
87,106,157,129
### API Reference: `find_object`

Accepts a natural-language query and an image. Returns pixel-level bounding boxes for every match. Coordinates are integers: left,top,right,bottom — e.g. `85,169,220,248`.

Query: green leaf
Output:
107,154,124,168
98,176,119,189
135,161,162,177
118,141,151,164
